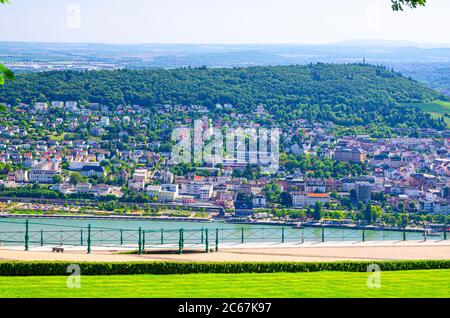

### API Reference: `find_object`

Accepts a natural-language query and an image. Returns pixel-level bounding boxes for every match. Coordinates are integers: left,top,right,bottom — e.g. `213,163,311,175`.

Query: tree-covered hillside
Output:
0,64,447,129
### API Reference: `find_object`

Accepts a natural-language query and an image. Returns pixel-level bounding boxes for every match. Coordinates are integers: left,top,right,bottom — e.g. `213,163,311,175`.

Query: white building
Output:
65,101,78,111
34,102,48,112
100,117,110,127
146,184,179,202
69,160,99,171
14,170,28,182
252,194,267,208
51,101,64,108
292,192,306,207
199,184,214,200
180,182,214,199
29,162,60,183
292,192,330,207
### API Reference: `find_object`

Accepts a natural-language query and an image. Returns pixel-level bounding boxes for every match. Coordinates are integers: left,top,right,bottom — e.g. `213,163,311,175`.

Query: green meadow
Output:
404,100,450,114
0,270,448,298
404,100,450,128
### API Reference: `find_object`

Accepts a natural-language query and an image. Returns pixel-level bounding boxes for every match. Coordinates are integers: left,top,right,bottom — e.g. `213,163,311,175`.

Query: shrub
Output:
0,260,449,276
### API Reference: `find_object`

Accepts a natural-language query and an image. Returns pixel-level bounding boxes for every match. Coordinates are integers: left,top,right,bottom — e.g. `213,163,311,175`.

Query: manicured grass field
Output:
0,270,449,298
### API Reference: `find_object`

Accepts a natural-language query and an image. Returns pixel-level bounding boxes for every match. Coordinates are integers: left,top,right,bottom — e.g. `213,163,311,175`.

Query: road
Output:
0,196,224,214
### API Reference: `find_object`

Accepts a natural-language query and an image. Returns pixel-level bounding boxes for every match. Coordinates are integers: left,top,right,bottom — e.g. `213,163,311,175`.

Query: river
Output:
0,216,439,248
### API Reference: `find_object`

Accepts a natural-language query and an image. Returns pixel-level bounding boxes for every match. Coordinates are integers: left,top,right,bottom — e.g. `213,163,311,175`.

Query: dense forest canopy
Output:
0,64,447,129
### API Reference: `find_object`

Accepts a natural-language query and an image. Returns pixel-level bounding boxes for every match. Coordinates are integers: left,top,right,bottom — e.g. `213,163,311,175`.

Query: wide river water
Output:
0,217,439,247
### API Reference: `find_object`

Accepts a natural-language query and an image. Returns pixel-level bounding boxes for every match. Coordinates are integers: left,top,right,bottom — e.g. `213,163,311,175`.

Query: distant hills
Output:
333,39,450,49
1,41,450,96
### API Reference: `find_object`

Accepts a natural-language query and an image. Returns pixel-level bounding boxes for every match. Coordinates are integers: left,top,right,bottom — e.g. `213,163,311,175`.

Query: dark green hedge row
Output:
0,260,449,276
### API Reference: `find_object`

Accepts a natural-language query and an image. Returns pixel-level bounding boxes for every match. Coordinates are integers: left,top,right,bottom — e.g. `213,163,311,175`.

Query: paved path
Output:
0,240,449,262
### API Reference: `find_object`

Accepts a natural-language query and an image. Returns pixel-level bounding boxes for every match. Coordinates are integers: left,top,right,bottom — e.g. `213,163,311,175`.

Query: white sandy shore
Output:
0,240,449,262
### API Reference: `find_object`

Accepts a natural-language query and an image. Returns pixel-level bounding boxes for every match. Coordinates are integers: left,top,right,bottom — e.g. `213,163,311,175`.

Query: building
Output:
292,192,330,207
305,193,330,206
100,117,110,127
128,168,149,191
252,194,267,208
356,182,372,203
51,183,76,195
433,201,450,215
389,155,406,168
420,200,435,213
90,184,123,197
75,182,92,194
34,102,48,112
128,179,145,191
29,162,60,183
65,101,78,111
80,165,106,178
51,101,64,109
146,184,179,202
14,170,28,182
159,170,174,184
180,182,214,199
334,147,366,163
199,184,214,200
292,192,306,207
133,169,150,182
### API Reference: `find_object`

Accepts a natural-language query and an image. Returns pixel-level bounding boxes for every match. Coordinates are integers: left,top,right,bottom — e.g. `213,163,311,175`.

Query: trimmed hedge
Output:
0,260,449,276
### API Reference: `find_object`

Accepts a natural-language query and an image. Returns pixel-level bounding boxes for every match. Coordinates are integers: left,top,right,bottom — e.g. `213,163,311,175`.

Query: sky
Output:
0,0,450,45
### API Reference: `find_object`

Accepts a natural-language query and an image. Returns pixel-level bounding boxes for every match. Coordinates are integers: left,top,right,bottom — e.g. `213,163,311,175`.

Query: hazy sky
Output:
1,0,450,44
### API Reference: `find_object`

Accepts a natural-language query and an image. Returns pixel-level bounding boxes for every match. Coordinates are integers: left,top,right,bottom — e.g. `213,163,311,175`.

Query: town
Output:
0,99,449,231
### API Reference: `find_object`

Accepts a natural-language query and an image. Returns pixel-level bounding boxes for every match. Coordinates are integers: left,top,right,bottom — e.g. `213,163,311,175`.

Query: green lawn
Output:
404,100,450,128
48,132,66,141
0,270,449,298
404,100,450,114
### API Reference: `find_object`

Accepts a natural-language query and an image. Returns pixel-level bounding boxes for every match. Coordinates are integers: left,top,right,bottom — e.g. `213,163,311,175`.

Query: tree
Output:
0,0,14,87
52,175,63,184
401,214,410,228
313,202,323,221
372,205,383,220
280,192,293,208
235,192,254,209
392,0,426,11
364,203,375,224
69,172,85,185
100,160,110,167
408,202,418,213
398,202,406,213
263,183,282,204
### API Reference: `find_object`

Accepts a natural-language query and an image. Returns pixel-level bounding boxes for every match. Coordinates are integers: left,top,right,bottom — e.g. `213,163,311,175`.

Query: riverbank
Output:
224,218,433,233
0,213,212,223
1,240,450,262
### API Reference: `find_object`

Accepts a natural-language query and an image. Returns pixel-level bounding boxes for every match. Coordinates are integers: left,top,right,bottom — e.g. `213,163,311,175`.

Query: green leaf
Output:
0,104,7,112
392,0,427,11
0,74,4,85
0,64,14,81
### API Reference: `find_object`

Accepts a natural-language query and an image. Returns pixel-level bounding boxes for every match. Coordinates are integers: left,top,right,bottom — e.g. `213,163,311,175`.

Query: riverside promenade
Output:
1,240,450,262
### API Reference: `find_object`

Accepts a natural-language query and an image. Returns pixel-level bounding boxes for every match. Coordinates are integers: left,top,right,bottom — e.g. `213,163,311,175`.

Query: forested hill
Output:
0,64,447,129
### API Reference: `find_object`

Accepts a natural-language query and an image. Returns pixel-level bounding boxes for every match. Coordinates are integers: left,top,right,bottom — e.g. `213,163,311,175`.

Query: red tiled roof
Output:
306,193,330,198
